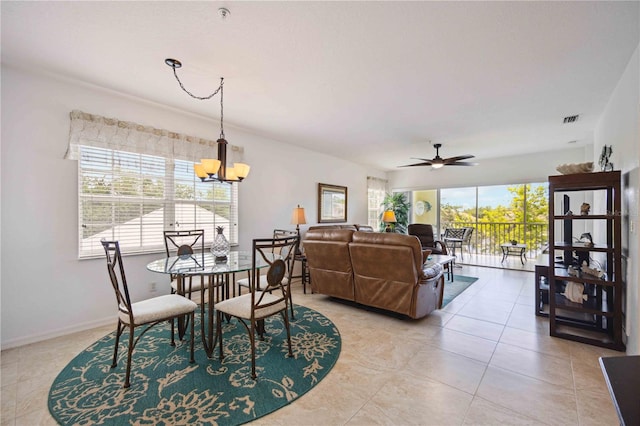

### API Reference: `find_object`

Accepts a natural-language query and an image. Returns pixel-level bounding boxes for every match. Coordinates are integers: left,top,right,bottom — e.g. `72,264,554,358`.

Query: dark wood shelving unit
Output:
548,171,625,351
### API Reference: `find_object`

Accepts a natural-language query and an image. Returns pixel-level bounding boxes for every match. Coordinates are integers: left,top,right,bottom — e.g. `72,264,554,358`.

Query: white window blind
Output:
367,176,388,230
69,111,241,258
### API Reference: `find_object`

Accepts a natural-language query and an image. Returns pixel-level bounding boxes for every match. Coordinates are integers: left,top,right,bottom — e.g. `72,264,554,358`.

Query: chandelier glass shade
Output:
165,58,250,183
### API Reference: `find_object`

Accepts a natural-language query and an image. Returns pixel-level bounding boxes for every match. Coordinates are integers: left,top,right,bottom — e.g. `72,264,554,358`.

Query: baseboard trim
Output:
1,317,114,350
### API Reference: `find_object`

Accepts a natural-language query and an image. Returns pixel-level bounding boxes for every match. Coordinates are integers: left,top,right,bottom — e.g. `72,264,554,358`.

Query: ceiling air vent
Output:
563,114,579,124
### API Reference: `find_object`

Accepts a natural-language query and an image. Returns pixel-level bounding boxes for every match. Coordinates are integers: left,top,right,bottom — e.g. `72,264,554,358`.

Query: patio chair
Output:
102,240,196,388
443,227,474,260
215,234,298,379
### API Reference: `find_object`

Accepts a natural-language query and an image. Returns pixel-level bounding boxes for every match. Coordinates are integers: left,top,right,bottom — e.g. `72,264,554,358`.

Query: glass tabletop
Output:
146,251,273,276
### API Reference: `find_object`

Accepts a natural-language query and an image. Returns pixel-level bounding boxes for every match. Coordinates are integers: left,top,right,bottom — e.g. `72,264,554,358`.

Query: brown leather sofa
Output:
303,229,444,319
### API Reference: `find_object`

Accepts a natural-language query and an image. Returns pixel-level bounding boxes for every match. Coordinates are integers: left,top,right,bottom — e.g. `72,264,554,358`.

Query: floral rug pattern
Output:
48,305,340,425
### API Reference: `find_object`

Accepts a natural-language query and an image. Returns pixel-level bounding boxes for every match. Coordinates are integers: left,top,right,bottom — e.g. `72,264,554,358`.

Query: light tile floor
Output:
1,265,624,425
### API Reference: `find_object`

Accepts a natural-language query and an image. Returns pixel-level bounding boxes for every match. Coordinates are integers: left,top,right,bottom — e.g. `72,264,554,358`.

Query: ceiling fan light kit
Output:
400,143,478,170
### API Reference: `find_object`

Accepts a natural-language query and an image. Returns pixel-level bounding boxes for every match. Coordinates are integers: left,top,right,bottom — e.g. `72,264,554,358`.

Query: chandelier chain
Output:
219,83,224,139
171,67,224,101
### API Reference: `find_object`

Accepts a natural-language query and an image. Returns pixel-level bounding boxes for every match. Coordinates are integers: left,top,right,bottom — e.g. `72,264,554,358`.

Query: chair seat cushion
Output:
237,276,291,290
237,276,262,289
215,292,287,319
120,294,197,325
170,277,205,292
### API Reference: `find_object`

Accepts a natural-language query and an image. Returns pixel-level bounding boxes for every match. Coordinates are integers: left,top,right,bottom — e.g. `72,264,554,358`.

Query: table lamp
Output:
382,210,397,233
291,205,307,254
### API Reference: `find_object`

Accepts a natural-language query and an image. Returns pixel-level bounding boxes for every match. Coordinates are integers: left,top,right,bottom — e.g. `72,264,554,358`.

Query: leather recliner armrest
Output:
421,249,432,265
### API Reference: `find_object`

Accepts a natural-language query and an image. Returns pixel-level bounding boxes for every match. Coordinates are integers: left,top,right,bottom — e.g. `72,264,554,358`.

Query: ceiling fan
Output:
400,143,478,169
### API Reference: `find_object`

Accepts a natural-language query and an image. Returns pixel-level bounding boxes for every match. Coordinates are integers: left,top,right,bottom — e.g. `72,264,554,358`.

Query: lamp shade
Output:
291,205,307,225
382,210,397,223
201,158,221,175
234,163,250,179
193,163,208,179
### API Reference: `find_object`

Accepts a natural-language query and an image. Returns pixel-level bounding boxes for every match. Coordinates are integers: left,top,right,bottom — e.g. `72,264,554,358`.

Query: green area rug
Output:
48,305,340,425
442,275,478,307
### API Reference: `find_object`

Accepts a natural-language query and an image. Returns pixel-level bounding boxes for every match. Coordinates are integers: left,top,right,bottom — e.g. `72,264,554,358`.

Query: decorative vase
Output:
211,226,229,262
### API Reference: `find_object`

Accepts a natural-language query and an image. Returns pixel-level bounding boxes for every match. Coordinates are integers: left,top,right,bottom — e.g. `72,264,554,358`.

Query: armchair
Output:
407,224,448,255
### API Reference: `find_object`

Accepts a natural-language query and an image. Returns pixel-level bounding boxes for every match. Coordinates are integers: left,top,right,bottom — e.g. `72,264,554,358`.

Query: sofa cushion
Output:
303,229,355,300
352,232,423,273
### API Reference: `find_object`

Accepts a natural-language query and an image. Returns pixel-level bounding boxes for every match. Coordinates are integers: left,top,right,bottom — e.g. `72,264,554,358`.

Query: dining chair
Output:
236,229,299,318
215,234,298,379
163,229,207,298
102,240,197,388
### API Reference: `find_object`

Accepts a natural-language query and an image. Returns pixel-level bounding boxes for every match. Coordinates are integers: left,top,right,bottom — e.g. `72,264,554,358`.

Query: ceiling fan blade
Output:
445,161,478,166
443,154,475,163
402,145,477,168
399,161,433,167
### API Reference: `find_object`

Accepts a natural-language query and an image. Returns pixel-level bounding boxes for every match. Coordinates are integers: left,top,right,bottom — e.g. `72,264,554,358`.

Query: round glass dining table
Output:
146,251,273,357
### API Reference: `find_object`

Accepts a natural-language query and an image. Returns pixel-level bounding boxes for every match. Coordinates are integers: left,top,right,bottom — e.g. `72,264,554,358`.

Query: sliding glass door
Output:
408,183,548,260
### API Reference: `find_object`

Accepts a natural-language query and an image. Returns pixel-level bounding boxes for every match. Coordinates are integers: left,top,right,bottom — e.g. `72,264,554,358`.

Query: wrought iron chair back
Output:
251,234,299,310
216,234,299,379
103,240,134,322
443,227,474,260
237,229,299,317
163,229,207,290
163,229,205,264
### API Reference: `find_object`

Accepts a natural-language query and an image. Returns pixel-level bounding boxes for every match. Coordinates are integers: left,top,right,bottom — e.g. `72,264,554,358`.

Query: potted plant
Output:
379,192,410,233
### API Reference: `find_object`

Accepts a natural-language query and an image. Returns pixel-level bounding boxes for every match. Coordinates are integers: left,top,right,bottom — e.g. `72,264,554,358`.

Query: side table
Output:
500,243,527,265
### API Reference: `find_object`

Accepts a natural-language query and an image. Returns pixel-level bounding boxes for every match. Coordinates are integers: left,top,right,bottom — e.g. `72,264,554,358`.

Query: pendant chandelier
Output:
165,58,250,183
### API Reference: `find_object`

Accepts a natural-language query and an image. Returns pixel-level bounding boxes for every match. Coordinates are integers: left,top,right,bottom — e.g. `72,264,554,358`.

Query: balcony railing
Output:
440,222,548,259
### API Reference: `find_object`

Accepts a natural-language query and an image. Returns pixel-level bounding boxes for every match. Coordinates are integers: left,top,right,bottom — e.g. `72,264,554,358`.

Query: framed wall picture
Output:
318,183,347,223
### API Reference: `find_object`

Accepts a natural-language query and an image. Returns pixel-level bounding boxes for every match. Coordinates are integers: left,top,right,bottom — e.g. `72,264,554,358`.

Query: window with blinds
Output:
78,145,238,258
367,176,387,231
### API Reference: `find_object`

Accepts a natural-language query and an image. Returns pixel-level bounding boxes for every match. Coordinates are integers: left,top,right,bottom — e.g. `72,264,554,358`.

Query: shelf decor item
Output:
555,162,594,175
211,226,230,262
599,145,614,172
581,203,591,215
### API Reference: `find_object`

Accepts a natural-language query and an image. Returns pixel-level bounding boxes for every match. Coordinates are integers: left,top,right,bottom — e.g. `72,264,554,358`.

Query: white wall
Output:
594,43,640,354
0,64,384,348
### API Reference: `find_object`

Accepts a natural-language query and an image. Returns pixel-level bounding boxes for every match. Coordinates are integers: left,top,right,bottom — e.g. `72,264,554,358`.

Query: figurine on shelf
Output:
563,282,588,303
578,232,594,248
599,145,613,172
580,203,590,215
567,265,579,277
581,261,605,279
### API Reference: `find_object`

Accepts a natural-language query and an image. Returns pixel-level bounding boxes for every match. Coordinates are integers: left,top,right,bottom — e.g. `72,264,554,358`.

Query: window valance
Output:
65,110,244,163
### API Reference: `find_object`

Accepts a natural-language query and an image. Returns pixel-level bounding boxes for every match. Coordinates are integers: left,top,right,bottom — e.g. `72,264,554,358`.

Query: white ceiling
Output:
2,1,638,171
